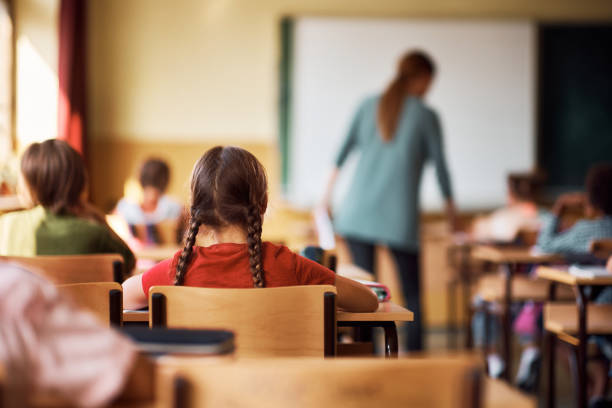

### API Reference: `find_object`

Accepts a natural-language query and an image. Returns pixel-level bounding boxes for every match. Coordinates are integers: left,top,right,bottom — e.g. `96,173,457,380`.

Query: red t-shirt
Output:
141,242,336,294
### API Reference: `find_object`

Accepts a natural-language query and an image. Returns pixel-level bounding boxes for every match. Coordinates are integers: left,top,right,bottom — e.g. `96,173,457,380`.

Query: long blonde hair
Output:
378,51,435,142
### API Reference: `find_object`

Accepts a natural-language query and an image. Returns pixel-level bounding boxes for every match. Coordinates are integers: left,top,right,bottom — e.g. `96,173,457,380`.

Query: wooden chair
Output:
157,357,482,408
57,282,123,326
590,239,612,260
0,254,124,284
149,285,337,357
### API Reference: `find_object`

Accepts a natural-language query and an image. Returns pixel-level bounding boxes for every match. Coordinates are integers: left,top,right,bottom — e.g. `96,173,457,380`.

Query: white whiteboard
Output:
287,18,536,211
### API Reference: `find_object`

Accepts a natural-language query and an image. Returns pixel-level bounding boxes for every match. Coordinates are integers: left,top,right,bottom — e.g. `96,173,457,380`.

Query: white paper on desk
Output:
313,207,336,250
569,265,611,279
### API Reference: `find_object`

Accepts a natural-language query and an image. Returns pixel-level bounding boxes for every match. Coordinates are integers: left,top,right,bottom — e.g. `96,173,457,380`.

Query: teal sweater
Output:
334,95,453,251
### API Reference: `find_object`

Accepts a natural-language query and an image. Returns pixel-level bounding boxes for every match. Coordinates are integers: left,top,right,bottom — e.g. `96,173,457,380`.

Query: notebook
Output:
121,327,235,356
568,265,611,279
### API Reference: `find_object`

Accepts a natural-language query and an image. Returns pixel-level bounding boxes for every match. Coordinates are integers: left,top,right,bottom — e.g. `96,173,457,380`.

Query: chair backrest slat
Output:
0,254,124,284
158,357,482,408
149,285,337,357
57,282,123,326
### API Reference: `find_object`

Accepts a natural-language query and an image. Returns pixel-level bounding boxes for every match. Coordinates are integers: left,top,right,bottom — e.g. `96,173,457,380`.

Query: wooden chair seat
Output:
149,285,337,357
156,357,481,408
58,282,123,326
484,378,536,408
1,254,124,284
475,274,574,302
544,302,612,345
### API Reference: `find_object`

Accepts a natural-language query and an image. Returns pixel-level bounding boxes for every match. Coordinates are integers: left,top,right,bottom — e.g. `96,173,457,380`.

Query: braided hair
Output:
174,146,269,287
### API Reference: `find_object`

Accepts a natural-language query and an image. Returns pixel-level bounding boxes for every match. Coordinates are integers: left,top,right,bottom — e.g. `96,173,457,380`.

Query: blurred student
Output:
116,158,183,244
536,164,612,255
537,164,612,399
0,262,151,408
123,146,378,313
0,140,135,273
471,173,542,243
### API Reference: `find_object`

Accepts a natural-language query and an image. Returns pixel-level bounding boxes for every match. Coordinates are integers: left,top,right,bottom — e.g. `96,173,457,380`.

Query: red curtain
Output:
58,0,87,155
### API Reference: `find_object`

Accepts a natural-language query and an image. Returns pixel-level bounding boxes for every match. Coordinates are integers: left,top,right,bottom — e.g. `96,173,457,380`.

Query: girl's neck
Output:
199,224,248,246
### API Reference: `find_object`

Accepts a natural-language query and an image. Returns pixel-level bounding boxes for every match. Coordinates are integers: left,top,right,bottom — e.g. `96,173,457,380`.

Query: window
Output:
0,0,13,159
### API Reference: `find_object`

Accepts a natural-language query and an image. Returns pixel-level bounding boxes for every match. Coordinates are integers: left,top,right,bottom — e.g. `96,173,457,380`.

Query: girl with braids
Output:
123,146,378,312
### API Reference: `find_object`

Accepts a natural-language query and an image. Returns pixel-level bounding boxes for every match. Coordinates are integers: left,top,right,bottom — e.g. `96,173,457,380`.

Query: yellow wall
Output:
14,0,59,149
87,0,612,145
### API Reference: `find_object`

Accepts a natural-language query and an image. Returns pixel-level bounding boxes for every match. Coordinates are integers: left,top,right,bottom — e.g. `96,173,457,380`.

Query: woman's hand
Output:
607,256,612,274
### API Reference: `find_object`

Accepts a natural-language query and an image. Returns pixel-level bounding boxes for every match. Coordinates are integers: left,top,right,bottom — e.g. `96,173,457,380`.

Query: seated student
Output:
471,173,542,243
115,158,183,244
536,164,612,255
0,140,135,273
0,262,151,407
122,146,378,313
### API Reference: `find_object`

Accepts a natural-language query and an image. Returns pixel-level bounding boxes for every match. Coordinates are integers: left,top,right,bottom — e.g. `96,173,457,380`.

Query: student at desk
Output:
115,158,183,244
471,173,542,243
0,140,135,273
537,164,612,403
122,146,378,313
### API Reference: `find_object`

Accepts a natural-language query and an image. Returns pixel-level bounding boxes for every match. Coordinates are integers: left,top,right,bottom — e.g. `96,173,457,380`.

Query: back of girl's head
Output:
20,139,86,215
175,146,269,287
378,50,436,142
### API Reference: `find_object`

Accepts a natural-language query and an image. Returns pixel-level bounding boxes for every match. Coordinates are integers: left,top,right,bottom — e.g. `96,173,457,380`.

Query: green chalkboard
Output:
538,24,612,189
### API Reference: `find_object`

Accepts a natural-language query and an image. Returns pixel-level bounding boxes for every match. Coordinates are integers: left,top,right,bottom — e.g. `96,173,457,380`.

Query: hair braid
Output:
174,218,201,285
246,204,265,288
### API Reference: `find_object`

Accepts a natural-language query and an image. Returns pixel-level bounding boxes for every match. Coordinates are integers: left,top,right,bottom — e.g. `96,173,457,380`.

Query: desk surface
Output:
537,266,612,286
123,301,413,323
135,245,181,262
471,245,563,264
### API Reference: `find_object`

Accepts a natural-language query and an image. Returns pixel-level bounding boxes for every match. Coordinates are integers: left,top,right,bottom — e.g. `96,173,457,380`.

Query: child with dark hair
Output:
537,163,612,254
0,140,135,273
116,158,183,244
122,146,378,313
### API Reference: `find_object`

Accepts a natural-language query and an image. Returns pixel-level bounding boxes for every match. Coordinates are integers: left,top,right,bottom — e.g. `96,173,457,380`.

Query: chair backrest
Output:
57,282,123,326
158,357,482,408
149,285,337,357
0,254,124,284
590,239,612,260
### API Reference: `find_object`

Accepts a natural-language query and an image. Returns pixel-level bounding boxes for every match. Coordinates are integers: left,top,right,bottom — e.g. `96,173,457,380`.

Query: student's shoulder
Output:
0,206,45,226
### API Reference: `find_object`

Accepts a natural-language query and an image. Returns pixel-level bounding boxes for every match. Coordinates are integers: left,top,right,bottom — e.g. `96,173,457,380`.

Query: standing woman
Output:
321,50,458,351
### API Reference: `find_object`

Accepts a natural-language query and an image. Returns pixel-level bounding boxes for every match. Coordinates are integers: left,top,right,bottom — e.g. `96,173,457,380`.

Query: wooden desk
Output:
447,241,475,350
135,245,181,262
537,266,612,408
123,302,413,357
471,246,563,381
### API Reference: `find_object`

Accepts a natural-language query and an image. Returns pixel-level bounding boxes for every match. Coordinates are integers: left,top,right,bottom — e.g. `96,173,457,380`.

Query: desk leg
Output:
502,263,513,382
546,282,557,408
576,285,588,408
382,322,398,358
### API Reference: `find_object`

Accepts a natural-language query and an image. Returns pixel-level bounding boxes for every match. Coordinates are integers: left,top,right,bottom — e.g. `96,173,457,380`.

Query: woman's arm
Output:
335,275,379,312
122,274,147,310
424,110,459,231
